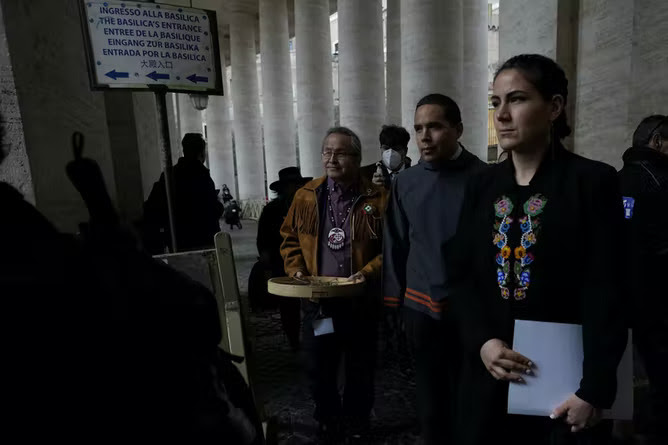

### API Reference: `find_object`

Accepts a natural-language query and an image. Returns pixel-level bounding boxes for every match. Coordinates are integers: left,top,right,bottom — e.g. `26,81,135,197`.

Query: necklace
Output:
326,186,357,250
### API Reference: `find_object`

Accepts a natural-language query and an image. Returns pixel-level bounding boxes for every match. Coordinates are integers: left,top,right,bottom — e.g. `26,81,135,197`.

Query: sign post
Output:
80,0,224,252
155,90,178,251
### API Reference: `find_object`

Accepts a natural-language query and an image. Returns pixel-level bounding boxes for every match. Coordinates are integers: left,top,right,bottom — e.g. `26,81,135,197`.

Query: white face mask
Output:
382,148,403,171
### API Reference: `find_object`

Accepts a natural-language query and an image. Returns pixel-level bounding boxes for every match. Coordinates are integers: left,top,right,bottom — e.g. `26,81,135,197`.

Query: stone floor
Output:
226,220,654,445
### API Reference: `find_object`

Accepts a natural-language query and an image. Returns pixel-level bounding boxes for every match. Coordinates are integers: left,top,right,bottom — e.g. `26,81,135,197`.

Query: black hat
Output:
269,167,312,192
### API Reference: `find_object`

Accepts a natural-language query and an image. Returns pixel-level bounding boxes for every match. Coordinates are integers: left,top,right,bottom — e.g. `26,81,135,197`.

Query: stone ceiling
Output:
188,0,338,62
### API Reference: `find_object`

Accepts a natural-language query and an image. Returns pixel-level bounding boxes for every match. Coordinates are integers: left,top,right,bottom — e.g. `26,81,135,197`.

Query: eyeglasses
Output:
321,150,357,160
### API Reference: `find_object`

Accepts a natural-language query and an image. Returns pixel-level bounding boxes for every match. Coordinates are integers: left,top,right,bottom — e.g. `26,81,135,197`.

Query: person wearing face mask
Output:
361,125,412,188
618,115,668,445
382,94,486,444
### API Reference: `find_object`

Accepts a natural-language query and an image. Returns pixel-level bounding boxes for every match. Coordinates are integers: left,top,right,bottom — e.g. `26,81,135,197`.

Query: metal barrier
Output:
154,235,264,428
240,199,267,221
154,238,258,389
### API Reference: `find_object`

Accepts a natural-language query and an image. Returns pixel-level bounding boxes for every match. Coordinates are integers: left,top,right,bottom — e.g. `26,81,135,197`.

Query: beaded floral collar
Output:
492,194,548,300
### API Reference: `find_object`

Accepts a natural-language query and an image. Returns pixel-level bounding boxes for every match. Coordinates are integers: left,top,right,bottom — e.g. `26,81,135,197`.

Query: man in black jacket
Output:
383,94,486,444
619,115,668,445
143,133,223,253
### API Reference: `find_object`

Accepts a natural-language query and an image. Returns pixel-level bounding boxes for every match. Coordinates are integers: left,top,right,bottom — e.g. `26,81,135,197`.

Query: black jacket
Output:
0,182,106,439
257,196,291,276
1,174,257,441
361,157,412,189
382,148,485,319
144,157,223,252
448,145,627,413
618,146,668,320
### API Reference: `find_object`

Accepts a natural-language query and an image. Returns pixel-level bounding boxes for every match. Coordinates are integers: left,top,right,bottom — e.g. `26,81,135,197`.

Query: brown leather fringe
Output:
294,198,319,236
353,211,379,242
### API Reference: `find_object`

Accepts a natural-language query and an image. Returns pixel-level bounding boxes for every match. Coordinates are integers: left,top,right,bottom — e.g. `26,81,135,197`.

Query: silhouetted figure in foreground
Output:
1,126,261,442
144,133,223,253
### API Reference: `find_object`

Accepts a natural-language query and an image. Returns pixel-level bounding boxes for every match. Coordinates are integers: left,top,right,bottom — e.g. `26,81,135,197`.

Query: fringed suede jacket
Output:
279,175,388,288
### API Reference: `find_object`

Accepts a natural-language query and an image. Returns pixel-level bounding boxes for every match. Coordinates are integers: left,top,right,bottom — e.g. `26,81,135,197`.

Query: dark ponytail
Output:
494,54,572,140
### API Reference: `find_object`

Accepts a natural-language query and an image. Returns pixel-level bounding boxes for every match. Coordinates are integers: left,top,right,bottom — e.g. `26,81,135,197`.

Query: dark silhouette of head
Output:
633,115,668,154
182,133,206,163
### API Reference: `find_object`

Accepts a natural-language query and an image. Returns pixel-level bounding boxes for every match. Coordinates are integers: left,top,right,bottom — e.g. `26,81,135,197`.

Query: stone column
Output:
338,0,385,163
1,0,118,232
386,0,402,125
401,0,464,160
153,0,185,164
132,92,163,199
166,93,181,164
499,0,578,150
103,91,147,221
627,0,668,150
574,0,631,168
0,4,34,202
207,42,236,197
229,10,265,201
574,0,667,169
259,0,296,184
461,0,489,162
501,0,560,61
177,94,204,136
295,0,334,178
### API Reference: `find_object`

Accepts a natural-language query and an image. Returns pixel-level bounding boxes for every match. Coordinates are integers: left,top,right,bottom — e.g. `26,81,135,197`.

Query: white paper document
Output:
313,318,335,336
507,320,633,420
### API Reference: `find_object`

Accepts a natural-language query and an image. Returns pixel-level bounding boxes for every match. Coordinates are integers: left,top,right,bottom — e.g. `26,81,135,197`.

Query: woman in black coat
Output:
448,54,627,444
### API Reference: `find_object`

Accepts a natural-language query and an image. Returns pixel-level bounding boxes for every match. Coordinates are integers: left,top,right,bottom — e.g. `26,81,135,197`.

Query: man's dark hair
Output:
495,54,571,140
182,133,206,159
633,115,668,147
415,94,462,127
379,125,410,149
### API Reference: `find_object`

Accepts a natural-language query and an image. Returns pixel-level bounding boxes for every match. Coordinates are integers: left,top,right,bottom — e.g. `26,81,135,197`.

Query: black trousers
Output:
403,308,457,445
455,357,613,445
635,318,668,444
301,298,377,424
278,296,301,349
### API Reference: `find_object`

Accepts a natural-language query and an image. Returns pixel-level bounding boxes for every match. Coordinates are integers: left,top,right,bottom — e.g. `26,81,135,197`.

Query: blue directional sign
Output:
105,69,129,80
147,71,170,81
81,0,223,94
186,73,208,84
